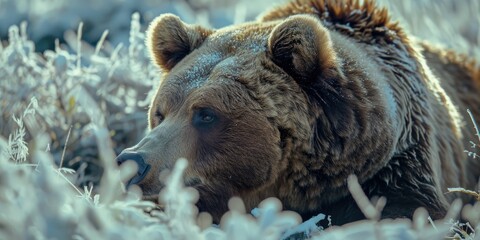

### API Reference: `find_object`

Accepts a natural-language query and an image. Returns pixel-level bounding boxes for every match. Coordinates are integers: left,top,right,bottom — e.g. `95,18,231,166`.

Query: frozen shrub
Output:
0,1,479,239
464,109,480,160
1,13,157,186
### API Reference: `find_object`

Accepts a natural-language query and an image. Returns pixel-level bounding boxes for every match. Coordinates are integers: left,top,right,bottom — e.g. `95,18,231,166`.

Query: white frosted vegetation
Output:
0,117,453,239
0,0,479,239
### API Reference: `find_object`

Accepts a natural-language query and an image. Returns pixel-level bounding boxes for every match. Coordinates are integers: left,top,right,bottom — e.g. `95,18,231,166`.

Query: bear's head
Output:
117,13,395,222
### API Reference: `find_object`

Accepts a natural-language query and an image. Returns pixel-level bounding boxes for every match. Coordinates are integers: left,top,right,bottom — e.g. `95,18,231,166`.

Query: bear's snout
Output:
116,151,151,186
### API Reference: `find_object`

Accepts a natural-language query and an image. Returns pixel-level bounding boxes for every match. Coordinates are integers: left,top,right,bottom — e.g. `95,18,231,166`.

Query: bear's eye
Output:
193,108,218,129
154,110,164,123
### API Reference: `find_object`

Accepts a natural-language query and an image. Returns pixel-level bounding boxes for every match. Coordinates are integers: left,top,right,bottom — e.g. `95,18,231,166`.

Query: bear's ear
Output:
147,14,213,71
268,15,338,83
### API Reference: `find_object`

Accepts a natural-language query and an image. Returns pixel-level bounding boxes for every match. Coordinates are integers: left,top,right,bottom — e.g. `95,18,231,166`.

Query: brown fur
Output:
119,0,480,225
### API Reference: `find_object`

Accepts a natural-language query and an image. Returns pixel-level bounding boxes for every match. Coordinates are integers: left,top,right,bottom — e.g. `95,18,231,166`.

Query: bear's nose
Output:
116,151,151,186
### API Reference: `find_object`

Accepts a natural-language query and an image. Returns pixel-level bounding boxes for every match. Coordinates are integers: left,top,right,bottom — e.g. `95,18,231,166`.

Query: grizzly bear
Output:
116,0,480,225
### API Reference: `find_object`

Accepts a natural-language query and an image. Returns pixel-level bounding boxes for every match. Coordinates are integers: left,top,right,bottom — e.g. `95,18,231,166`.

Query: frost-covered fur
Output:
0,0,479,239
122,0,480,225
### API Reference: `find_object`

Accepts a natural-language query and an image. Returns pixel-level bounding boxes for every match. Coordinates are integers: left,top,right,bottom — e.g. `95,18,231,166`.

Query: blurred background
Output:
0,0,279,52
0,0,479,187
1,0,479,52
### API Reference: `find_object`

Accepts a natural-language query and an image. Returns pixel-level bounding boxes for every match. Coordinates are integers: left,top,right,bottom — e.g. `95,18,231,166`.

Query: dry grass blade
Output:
347,174,386,221
0,1,479,240
448,188,480,201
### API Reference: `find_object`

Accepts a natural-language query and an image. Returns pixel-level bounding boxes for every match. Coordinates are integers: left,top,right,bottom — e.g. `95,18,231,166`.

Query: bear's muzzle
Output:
116,151,151,187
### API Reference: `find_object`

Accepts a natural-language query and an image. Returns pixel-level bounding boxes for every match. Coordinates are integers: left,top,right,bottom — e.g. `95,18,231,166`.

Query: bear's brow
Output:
181,51,223,89
157,83,185,113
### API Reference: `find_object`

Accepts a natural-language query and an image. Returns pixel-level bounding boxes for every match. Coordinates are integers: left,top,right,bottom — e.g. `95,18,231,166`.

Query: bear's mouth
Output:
143,194,160,204
141,177,203,203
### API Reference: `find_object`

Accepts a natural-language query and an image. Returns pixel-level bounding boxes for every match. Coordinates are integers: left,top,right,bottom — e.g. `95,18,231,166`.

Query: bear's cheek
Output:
192,119,281,192
189,138,280,222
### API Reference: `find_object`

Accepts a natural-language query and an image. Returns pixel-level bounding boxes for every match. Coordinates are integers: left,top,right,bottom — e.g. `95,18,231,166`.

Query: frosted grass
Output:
0,0,479,239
